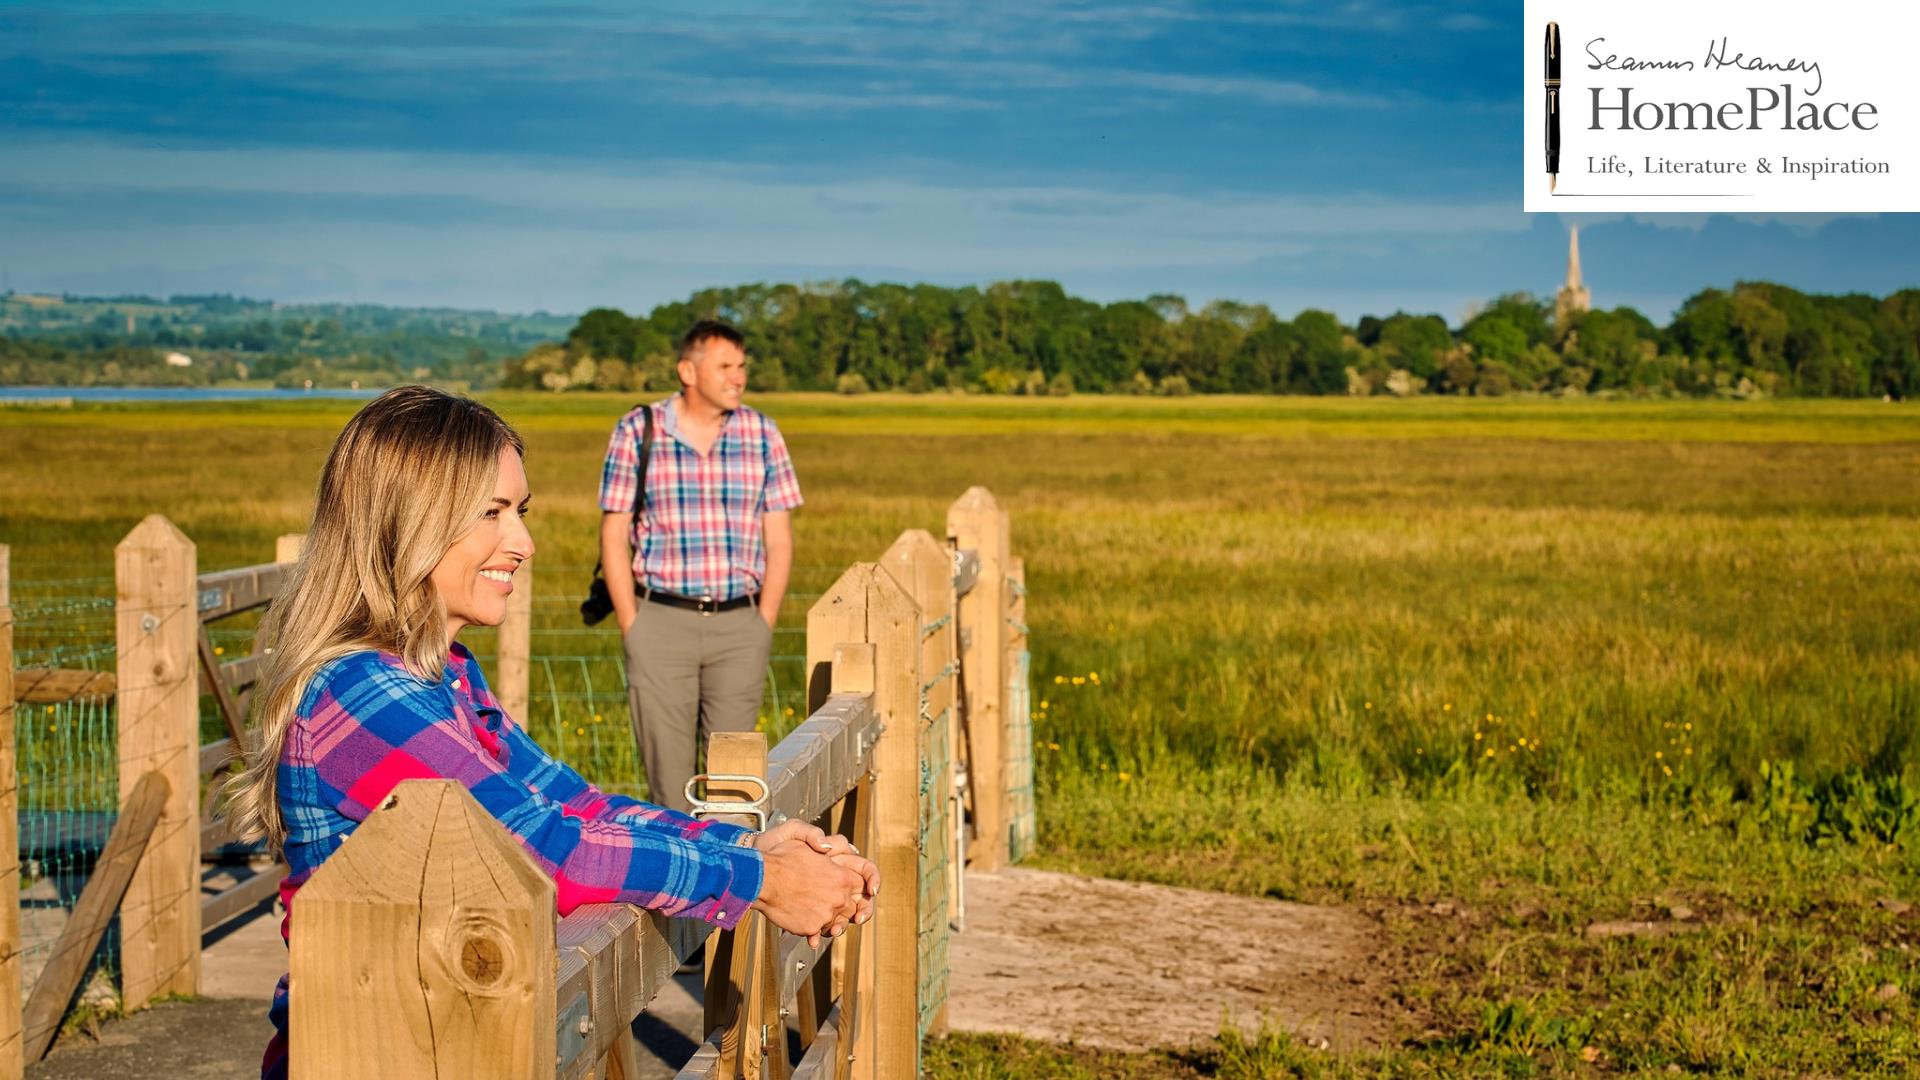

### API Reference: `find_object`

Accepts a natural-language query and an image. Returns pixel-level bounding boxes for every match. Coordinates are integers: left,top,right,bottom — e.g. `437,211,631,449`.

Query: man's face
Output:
679,339,747,412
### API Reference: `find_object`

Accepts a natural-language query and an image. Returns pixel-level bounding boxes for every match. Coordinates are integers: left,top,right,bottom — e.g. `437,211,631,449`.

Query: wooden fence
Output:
2,546,21,1073
1,486,1028,1077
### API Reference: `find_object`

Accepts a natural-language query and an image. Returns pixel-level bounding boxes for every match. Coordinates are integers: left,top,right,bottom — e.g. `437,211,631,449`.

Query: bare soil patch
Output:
26,998,269,1080
947,867,1394,1052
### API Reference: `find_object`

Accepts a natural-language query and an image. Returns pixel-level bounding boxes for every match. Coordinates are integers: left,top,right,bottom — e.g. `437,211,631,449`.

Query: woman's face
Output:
430,446,534,643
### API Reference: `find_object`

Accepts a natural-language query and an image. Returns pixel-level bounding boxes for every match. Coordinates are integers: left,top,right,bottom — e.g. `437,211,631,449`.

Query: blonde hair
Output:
225,385,524,850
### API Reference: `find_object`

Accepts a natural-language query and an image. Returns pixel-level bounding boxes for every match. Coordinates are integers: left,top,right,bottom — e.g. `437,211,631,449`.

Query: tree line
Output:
503,280,1920,399
1,293,570,389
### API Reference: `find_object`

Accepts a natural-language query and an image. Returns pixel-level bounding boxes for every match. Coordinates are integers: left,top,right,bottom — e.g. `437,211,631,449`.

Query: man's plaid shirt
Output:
261,644,761,1078
599,397,803,602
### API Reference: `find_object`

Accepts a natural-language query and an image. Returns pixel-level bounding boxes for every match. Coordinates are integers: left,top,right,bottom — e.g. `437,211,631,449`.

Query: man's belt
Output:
643,589,759,616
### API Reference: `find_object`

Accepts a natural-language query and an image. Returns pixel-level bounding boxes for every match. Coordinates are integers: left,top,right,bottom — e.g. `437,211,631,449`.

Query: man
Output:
599,319,801,813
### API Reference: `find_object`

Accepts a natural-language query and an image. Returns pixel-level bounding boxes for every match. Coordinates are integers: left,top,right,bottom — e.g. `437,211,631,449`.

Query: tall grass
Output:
5,393,1917,796
6,393,1918,1071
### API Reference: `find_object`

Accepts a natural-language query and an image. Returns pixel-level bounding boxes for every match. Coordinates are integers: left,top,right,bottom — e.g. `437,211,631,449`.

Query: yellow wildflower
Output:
1443,703,1452,712
1071,676,1086,685
1474,731,1483,741
214,645,225,656
1655,751,1664,760
593,714,603,723
575,727,585,736
1117,771,1131,783
1364,701,1373,710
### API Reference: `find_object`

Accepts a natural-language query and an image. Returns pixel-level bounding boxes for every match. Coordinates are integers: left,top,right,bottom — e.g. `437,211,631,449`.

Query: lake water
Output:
0,386,381,404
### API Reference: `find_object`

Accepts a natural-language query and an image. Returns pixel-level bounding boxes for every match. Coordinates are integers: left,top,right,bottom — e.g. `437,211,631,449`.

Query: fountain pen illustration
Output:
1545,21,1560,193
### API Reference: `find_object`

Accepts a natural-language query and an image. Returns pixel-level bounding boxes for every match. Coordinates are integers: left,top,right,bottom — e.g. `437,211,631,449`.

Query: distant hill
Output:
1,292,574,389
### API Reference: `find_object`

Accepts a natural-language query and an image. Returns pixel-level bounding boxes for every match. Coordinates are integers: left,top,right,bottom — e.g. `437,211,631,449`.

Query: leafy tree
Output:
1463,315,1527,367
1668,289,1737,363
568,308,638,361
1374,313,1451,380
1291,310,1348,394
1470,293,1551,347
1568,307,1658,389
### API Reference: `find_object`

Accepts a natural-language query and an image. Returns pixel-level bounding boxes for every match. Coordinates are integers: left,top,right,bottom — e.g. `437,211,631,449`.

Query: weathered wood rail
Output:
1,486,1028,1077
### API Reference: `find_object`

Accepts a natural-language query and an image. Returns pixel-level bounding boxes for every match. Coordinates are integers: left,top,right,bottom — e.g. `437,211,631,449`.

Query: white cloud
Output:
0,137,1522,309
0,137,1521,254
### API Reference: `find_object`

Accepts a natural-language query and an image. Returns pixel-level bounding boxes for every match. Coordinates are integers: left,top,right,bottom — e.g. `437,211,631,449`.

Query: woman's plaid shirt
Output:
599,397,803,602
260,644,762,1078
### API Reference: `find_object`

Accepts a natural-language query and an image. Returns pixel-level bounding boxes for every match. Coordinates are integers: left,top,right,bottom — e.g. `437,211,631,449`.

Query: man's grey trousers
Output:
622,600,772,813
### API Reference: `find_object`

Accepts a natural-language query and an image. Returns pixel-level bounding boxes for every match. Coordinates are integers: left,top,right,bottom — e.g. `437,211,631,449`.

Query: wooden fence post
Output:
291,779,557,1079
700,732,785,1078
0,545,21,1080
1004,556,1036,863
497,562,532,724
880,530,956,1038
114,515,200,1007
948,488,1010,871
21,772,168,1063
807,564,923,1080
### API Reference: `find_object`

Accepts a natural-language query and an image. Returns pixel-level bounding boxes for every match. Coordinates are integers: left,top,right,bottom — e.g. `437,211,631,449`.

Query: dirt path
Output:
27,868,1393,1075
948,867,1392,1052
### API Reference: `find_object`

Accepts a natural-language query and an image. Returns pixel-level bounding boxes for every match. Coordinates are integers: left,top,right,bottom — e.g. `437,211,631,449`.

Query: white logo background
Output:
1523,0,1920,211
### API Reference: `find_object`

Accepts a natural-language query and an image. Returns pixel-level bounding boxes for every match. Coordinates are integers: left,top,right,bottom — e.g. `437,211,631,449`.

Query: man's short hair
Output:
678,319,745,364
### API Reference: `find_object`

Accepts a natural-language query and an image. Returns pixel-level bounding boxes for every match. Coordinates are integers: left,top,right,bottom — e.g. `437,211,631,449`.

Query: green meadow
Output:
4,393,1919,1075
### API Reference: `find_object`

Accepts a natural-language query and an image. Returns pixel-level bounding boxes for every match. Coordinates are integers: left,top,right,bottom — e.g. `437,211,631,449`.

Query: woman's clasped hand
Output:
749,818,880,947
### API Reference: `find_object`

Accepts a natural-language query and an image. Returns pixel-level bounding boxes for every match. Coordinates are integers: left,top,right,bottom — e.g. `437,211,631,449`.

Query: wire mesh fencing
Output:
9,579,123,1001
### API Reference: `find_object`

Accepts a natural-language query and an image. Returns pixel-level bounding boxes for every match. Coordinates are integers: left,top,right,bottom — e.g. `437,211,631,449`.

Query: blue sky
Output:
2,0,1914,324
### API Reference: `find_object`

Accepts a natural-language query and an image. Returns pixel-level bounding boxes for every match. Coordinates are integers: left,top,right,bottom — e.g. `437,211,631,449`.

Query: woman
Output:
225,386,875,1078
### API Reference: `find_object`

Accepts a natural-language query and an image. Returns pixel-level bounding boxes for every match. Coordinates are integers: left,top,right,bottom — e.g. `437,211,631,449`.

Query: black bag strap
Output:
631,400,654,523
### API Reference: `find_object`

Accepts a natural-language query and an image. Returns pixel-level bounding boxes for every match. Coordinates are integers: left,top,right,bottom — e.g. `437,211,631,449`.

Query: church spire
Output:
1555,226,1591,323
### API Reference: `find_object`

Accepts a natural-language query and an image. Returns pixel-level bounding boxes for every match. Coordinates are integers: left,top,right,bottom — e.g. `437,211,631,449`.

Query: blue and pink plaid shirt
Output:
599,397,803,602
261,644,762,1078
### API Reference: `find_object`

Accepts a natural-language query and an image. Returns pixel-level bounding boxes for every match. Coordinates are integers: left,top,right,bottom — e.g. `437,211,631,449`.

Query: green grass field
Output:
4,392,1919,1076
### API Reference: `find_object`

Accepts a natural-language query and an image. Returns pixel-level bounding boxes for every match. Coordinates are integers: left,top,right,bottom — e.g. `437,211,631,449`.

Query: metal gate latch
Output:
685,773,773,830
